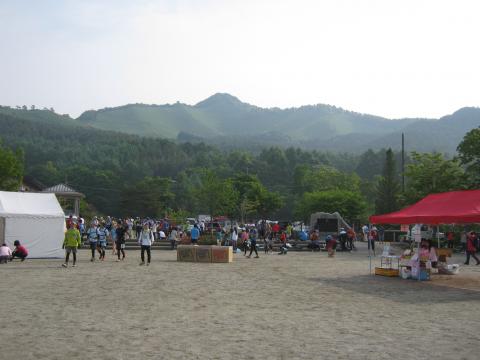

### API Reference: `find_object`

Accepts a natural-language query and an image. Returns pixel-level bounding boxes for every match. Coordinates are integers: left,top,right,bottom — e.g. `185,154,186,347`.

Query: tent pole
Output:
368,224,372,275
437,225,440,248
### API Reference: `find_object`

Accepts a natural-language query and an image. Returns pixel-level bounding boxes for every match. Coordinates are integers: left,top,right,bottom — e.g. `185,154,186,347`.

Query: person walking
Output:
62,223,82,267
464,231,480,265
347,227,356,250
169,227,178,250
97,222,109,261
138,224,154,266
110,221,118,255
115,220,127,262
86,222,99,262
247,227,259,258
231,227,238,252
368,226,377,256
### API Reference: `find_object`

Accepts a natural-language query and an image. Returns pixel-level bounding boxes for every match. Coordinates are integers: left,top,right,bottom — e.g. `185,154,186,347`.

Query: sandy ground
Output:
1,243,479,360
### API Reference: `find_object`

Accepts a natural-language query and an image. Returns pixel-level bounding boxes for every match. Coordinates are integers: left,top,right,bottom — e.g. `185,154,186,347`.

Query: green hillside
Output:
76,93,417,141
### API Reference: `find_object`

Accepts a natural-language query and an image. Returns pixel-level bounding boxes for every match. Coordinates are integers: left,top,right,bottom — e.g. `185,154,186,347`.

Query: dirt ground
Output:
1,243,479,360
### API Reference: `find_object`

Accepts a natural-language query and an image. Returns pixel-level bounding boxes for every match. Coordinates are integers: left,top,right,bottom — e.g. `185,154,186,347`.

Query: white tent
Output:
0,191,65,258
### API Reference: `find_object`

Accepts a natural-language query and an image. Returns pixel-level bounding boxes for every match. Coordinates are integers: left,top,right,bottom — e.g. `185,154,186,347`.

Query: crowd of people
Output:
2,214,479,267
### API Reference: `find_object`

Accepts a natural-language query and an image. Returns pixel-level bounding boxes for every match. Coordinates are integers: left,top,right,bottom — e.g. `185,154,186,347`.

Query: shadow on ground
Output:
310,274,480,304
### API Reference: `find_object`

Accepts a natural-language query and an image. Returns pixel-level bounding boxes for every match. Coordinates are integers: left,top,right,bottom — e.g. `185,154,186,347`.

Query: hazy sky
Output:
1,0,479,118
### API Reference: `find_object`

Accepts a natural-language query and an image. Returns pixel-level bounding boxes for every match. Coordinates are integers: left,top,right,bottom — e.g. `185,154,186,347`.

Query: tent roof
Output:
0,191,65,218
370,189,480,225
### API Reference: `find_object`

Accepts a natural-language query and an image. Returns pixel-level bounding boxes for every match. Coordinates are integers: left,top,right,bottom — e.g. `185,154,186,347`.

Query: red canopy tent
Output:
370,189,480,225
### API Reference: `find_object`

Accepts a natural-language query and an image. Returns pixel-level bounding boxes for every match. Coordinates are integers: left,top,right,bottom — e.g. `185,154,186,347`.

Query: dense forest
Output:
0,107,478,225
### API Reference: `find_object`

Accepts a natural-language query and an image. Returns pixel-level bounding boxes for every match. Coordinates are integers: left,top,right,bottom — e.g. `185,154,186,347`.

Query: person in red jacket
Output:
11,240,28,261
465,231,480,265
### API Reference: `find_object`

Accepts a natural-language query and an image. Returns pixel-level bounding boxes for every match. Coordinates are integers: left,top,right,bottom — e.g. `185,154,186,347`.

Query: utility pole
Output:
401,133,405,192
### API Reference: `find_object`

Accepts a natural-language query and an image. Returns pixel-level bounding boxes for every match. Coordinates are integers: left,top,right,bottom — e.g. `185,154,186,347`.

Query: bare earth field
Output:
1,243,479,360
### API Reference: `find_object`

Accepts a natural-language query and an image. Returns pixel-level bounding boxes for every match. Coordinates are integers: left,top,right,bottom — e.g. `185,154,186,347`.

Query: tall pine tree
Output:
375,148,400,214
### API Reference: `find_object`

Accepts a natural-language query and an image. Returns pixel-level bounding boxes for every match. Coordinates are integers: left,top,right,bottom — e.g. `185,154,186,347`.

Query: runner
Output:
86,222,99,262
115,220,127,262
97,222,109,261
62,222,81,267
247,227,259,258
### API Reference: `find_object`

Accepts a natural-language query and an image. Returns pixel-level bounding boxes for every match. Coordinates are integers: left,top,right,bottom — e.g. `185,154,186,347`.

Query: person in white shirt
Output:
0,243,12,263
231,227,239,252
169,227,178,250
137,224,154,266
362,224,369,242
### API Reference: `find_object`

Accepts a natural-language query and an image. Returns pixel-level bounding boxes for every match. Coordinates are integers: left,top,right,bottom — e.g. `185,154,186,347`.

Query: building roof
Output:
42,183,85,198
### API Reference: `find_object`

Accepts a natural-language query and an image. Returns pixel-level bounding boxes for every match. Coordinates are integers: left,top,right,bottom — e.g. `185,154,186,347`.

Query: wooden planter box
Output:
177,245,233,263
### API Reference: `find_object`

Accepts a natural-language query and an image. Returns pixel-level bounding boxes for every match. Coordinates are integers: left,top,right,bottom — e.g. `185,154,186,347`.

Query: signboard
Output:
400,224,409,232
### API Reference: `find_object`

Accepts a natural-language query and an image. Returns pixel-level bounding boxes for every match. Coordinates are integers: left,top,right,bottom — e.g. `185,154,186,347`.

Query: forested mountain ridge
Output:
1,107,476,220
75,94,479,153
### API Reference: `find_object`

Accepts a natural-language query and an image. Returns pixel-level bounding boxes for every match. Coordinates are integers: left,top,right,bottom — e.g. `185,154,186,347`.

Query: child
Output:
0,243,12,263
62,223,82,267
11,240,28,261
216,229,223,246
326,235,336,258
278,231,288,255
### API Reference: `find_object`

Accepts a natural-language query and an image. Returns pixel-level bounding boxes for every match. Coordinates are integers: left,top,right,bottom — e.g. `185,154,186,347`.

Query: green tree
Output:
0,141,24,191
403,152,466,204
293,165,360,194
257,190,283,219
294,189,367,224
121,177,174,218
457,127,480,186
375,148,400,214
195,170,238,220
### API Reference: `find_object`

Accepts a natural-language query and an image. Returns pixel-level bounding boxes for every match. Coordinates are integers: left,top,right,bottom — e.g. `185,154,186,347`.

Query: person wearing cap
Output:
11,240,28,261
138,223,154,266
96,222,109,261
86,222,99,262
62,222,82,267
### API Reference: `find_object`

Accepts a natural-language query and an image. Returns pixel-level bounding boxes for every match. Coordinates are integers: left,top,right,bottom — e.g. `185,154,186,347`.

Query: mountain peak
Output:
195,93,248,108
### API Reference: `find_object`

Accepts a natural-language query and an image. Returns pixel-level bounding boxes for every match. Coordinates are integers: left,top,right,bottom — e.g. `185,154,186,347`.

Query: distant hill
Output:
77,93,418,140
3,94,479,153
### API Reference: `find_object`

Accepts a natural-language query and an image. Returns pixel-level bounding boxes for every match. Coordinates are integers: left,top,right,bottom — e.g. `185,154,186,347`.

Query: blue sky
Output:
1,0,479,118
